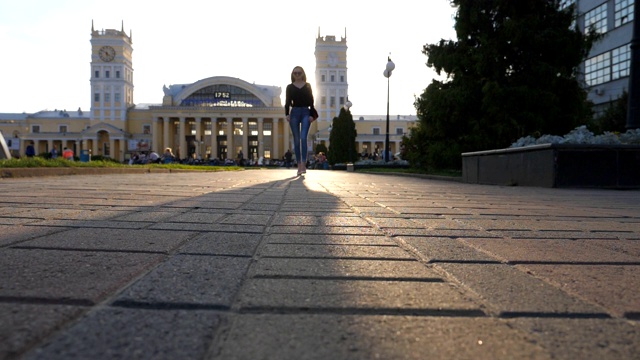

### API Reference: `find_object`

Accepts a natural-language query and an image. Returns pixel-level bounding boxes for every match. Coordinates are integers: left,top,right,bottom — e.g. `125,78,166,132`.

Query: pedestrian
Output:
285,66,317,176
50,145,58,159
284,149,292,169
25,141,35,157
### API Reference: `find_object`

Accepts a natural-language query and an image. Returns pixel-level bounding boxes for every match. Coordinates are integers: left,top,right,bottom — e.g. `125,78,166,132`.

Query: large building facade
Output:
568,0,636,114
0,24,414,162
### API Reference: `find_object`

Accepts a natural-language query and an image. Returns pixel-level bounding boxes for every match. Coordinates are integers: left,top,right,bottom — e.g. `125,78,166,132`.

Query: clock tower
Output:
314,30,348,124
90,21,133,124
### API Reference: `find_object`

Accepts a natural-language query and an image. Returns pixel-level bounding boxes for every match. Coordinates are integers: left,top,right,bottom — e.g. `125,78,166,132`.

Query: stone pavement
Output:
0,169,639,359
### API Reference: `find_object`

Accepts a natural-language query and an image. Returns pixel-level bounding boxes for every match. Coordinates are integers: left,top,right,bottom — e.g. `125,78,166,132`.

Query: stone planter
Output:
462,144,640,188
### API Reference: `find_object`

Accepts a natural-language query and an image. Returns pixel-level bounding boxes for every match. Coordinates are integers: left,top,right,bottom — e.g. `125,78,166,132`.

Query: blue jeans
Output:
289,107,310,164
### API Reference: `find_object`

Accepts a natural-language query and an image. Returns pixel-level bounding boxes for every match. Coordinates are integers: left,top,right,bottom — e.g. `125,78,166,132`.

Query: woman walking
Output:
285,66,317,176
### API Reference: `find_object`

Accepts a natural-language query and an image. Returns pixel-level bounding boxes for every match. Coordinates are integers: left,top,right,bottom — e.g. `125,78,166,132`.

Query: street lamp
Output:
383,56,395,162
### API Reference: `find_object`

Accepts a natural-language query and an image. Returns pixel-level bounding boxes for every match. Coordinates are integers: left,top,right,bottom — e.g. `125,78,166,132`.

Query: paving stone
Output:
252,258,440,280
149,222,263,233
400,236,500,262
508,318,640,360
462,238,640,263
435,263,608,317
0,303,87,360
27,219,151,229
115,254,251,307
0,249,165,302
269,225,383,235
179,232,261,256
216,314,549,360
259,243,413,260
0,225,69,247
22,307,224,360
237,278,482,313
519,264,640,318
265,234,395,245
16,228,196,253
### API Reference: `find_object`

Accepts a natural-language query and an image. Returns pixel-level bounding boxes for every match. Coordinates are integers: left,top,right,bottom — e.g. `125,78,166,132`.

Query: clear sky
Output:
0,0,457,116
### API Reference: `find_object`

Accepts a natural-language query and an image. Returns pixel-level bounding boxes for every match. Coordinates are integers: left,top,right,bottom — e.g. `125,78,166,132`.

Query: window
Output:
340,75,345,82
263,122,272,136
396,128,404,135
612,44,631,80
585,52,611,86
330,75,335,82
585,3,608,33
59,125,67,133
585,44,632,86
105,70,110,78
94,70,99,78
105,93,111,102
31,125,40,133
321,74,326,82
321,96,326,105
560,0,575,9
116,70,120,78
143,125,151,134
373,128,380,135
115,93,121,102
339,97,345,105
330,97,335,106
615,0,634,27
94,93,100,102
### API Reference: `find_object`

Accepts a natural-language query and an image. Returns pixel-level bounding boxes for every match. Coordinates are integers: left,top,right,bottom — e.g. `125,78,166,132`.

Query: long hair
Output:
290,66,307,82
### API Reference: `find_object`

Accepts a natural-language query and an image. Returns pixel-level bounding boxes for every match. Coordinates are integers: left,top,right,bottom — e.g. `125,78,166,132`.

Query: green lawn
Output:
0,157,241,171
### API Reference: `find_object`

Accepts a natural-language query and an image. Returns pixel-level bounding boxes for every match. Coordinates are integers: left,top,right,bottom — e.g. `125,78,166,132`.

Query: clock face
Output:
98,46,116,62
328,52,338,67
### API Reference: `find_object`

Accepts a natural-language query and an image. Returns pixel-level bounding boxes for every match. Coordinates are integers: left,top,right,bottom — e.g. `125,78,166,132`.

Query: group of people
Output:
24,142,74,160
129,148,175,165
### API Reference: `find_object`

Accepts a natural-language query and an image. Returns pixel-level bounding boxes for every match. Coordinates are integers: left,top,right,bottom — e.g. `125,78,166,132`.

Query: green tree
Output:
327,107,358,165
590,91,629,134
410,0,599,169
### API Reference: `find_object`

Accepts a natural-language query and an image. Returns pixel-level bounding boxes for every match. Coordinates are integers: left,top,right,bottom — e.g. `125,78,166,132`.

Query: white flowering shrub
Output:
511,125,640,147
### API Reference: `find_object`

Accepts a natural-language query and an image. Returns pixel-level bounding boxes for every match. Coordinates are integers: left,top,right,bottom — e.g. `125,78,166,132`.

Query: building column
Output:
226,119,233,158
163,117,170,152
283,117,290,158
273,118,279,159
257,118,264,159
210,119,218,159
242,117,248,159
179,117,187,160
152,117,160,153
109,139,116,159
195,117,202,159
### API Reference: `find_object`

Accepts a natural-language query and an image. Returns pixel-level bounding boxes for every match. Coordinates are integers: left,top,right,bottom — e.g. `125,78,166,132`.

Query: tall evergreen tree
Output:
328,107,358,165
412,0,599,169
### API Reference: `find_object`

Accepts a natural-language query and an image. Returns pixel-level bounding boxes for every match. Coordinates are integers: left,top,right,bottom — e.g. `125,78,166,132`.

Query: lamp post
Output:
383,56,395,162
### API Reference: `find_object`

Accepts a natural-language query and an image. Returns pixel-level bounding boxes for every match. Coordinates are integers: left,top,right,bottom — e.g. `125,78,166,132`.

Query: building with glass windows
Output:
0,24,414,162
565,0,635,115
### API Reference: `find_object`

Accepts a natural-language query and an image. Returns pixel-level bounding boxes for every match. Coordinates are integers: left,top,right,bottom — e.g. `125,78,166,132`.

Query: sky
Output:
0,0,457,116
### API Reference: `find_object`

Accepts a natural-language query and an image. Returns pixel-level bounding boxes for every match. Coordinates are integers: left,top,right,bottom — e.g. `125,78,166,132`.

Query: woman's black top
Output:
285,83,316,116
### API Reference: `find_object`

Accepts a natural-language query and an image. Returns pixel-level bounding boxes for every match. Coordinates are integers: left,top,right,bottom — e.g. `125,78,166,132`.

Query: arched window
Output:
180,84,265,108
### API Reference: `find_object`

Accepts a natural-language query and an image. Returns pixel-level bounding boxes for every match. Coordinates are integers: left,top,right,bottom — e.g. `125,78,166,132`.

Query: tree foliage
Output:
327,108,358,165
409,0,599,169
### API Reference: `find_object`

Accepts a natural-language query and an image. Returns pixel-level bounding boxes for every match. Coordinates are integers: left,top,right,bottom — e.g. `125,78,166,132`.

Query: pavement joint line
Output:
251,275,446,282
258,255,418,261
9,246,170,255
498,311,612,319
0,296,95,306
237,306,488,318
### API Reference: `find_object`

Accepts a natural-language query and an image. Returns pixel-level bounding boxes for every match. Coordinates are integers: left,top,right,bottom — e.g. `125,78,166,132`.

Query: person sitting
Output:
162,148,175,164
148,151,161,164
62,147,74,160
